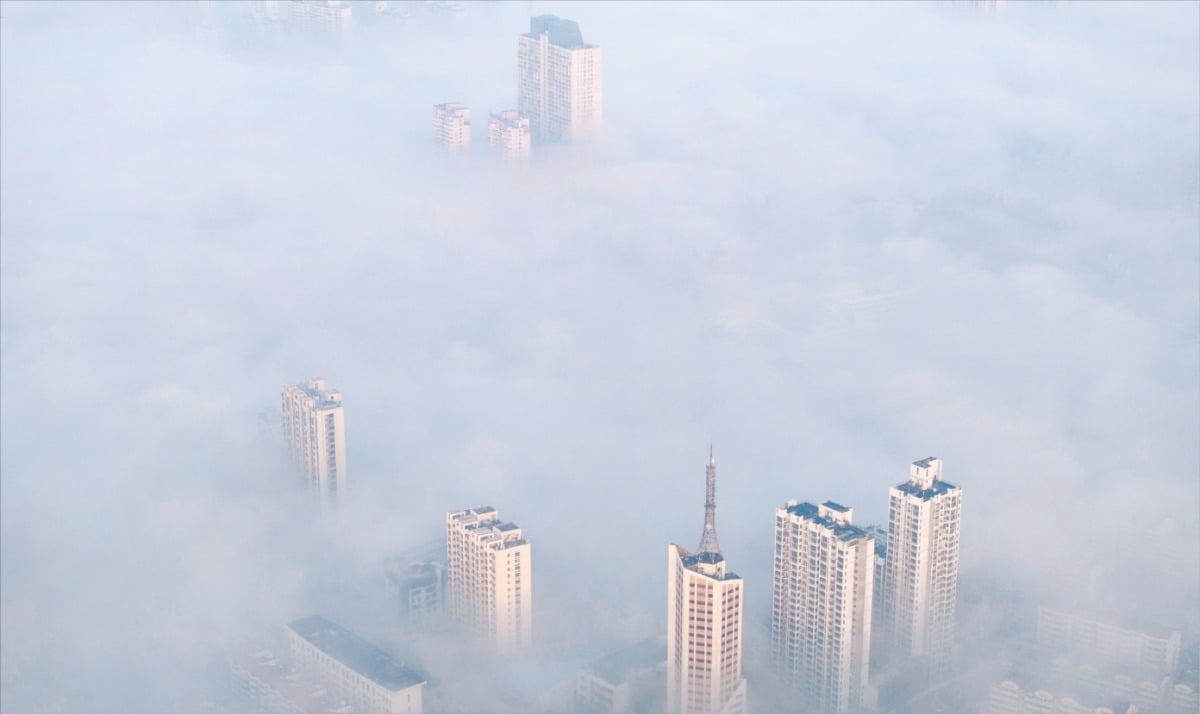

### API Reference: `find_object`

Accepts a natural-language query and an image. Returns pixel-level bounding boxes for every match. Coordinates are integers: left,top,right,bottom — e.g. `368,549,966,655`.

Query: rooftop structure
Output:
287,615,424,713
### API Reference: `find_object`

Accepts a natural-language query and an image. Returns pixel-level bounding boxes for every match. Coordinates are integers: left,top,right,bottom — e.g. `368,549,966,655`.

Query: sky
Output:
1,1,1198,712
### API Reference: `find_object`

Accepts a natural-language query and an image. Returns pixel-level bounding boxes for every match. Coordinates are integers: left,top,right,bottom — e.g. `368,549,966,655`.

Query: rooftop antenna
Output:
696,445,722,555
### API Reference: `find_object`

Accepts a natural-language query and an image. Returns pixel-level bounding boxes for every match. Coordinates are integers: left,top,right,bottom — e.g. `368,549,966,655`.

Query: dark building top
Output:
287,615,425,691
893,478,958,501
526,14,589,49
784,502,873,543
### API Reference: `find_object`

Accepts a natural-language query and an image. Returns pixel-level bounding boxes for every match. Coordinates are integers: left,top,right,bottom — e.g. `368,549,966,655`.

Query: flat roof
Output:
288,615,425,691
783,502,872,543
894,479,958,500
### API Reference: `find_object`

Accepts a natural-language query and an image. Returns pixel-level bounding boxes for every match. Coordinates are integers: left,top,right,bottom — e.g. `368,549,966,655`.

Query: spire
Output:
696,445,722,556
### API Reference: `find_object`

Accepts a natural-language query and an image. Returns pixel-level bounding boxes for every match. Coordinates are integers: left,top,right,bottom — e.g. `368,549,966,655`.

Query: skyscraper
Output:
878,457,962,673
433,102,471,152
771,501,875,714
516,15,603,144
666,449,746,714
488,110,532,161
281,377,346,507
445,506,532,652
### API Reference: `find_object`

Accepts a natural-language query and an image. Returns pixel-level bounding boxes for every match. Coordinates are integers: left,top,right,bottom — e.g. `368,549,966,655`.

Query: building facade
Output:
878,457,961,673
771,501,875,714
488,110,532,161
1036,608,1182,679
666,450,746,714
433,102,471,152
445,506,532,652
516,15,603,144
387,561,445,630
286,615,424,714
281,377,346,507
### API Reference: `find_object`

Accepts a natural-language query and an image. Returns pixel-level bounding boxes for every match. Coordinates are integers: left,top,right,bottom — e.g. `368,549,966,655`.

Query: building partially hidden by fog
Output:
876,457,962,676
771,501,875,714
488,110,532,161
1036,608,1183,679
433,102,471,152
287,615,425,713
575,639,666,714
288,0,353,36
666,449,747,714
445,506,532,652
517,14,603,144
282,378,347,507
387,561,445,630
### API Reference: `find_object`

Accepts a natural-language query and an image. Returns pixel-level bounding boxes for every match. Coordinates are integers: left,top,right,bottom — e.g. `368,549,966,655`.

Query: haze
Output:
0,1,1197,712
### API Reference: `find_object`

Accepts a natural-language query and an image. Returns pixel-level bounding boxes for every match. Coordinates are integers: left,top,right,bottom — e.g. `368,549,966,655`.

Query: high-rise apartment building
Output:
771,501,875,714
517,15,603,144
878,457,962,673
445,506,532,652
281,377,346,507
488,110,532,161
433,102,471,152
666,450,746,714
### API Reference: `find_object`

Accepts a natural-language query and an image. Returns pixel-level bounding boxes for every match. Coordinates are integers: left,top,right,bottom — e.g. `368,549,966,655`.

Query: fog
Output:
1,1,1197,712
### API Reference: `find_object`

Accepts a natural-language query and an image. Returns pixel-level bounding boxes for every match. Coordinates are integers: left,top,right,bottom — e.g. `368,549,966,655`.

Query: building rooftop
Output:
784,502,873,543
287,615,425,691
524,14,595,49
893,479,958,500
823,500,850,513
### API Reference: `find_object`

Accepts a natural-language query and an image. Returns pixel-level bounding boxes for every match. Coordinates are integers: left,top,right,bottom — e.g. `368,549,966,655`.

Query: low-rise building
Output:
287,615,425,713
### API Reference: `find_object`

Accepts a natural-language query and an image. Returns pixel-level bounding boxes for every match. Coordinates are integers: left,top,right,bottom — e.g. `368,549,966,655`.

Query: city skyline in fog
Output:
1,1,1197,712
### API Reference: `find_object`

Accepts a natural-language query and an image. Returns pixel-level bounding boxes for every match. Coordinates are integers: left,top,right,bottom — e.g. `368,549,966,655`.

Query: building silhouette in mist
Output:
517,14,603,144
666,449,747,714
445,506,532,652
488,110,532,161
387,561,445,631
287,615,425,713
875,457,962,678
433,102,471,152
281,377,346,507
575,639,666,714
771,500,876,714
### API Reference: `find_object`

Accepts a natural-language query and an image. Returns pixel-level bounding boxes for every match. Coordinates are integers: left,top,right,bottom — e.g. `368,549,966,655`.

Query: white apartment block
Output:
666,452,746,714
1037,608,1182,678
445,506,532,652
574,639,664,714
488,110,532,161
288,0,353,34
282,377,346,507
517,15,603,144
433,102,471,152
879,457,961,671
286,615,425,714
772,501,875,714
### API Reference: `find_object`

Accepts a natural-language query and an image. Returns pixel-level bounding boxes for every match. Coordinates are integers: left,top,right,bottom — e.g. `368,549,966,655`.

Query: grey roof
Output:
287,615,425,691
894,479,958,501
526,14,590,49
784,502,873,543
822,500,850,512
